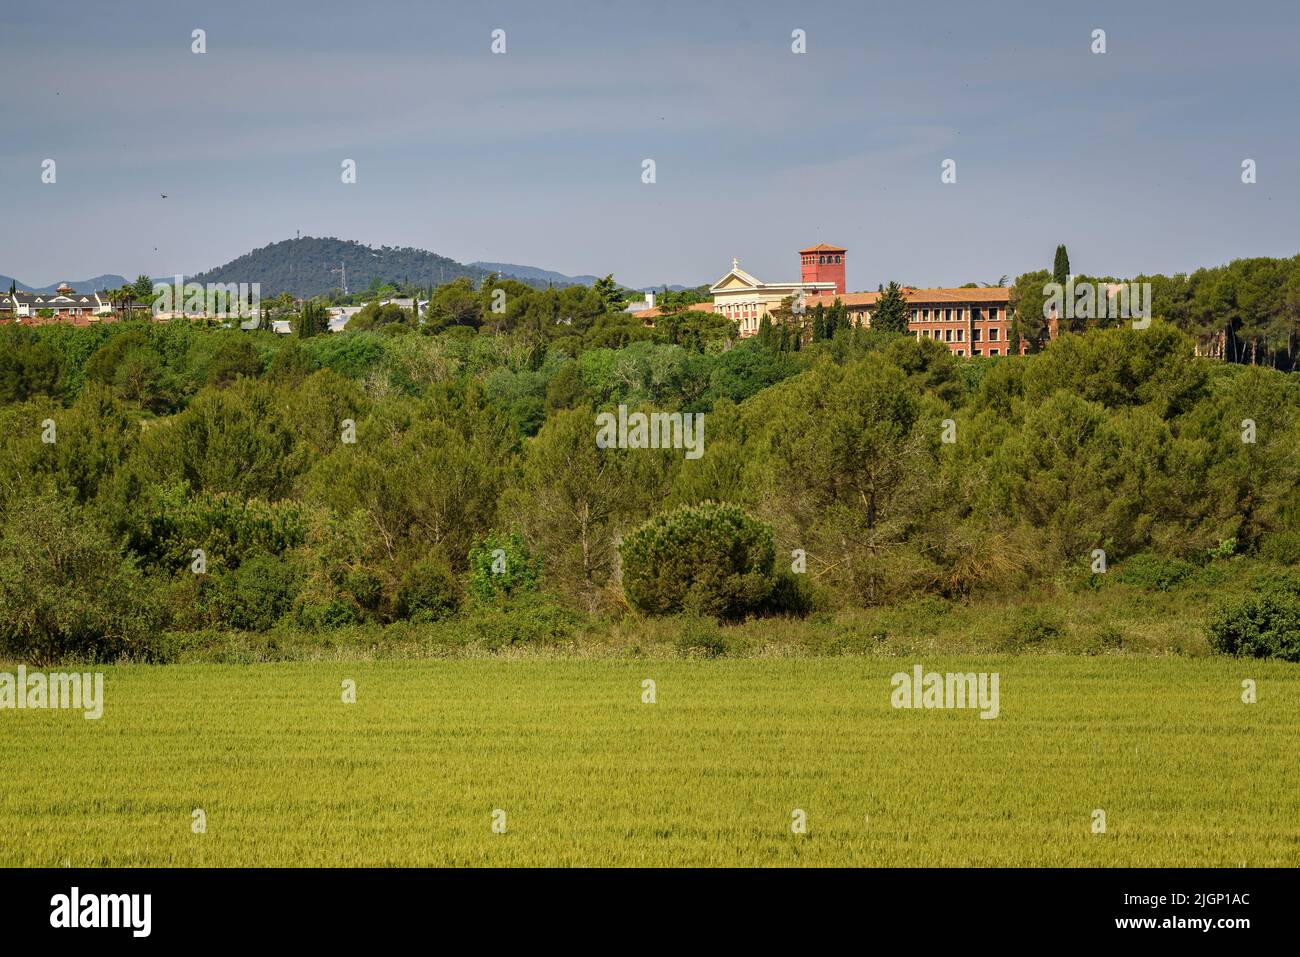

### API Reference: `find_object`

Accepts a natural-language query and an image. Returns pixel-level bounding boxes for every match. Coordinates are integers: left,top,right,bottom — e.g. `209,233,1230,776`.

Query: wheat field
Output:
1,658,1297,866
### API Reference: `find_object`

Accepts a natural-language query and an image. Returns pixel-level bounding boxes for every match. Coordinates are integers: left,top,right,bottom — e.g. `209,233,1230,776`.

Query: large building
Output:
706,256,836,337
0,283,114,325
646,245,1053,356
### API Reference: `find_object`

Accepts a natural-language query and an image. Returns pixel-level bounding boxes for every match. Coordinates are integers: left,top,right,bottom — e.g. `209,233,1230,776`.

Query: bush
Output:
397,556,461,622
209,550,302,631
620,502,776,621
1004,609,1063,649
674,614,727,658
1208,586,1300,661
0,496,165,664
1258,531,1300,566
468,530,542,602
465,594,582,650
1116,553,1195,591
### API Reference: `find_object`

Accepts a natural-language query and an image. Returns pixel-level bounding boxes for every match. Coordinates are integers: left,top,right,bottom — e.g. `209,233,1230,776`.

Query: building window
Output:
974,348,982,355
835,255,842,263
922,309,929,320
944,309,952,321
990,348,999,355
989,308,998,320
956,349,964,356
956,329,963,342
972,307,982,321
911,310,918,321
990,328,999,341
819,256,826,265
944,329,952,342
973,328,981,341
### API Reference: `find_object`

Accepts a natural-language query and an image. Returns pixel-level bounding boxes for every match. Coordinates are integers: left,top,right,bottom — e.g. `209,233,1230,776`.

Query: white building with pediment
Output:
709,257,836,337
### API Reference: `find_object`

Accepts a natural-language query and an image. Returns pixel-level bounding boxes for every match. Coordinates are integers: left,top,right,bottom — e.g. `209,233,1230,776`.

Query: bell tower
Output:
799,244,846,294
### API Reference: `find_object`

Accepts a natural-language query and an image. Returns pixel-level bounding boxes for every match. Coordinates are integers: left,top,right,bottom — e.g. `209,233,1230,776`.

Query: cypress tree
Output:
1053,245,1070,286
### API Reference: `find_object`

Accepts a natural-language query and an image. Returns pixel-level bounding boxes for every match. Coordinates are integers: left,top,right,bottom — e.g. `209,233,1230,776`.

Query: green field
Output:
2,658,1298,866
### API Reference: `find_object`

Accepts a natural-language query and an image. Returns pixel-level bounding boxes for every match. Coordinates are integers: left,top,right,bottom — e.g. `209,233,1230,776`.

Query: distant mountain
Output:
0,274,130,294
470,261,601,287
3,241,701,301
183,237,513,298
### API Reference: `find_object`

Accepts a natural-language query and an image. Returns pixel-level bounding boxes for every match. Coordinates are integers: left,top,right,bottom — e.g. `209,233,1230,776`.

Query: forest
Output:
0,271,1297,666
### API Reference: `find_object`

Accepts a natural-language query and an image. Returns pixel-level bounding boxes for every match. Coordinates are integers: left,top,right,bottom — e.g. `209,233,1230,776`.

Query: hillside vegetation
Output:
0,293,1296,665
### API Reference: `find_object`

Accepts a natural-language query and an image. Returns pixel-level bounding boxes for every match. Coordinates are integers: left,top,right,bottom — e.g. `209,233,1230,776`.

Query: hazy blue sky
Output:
1,0,1296,290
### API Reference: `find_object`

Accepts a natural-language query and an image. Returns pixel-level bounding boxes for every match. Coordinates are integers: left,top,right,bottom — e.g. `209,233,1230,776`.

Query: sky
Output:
1,0,1297,291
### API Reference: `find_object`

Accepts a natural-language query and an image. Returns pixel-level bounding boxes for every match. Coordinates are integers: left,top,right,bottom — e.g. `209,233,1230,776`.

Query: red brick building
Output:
799,243,847,295
638,244,1058,356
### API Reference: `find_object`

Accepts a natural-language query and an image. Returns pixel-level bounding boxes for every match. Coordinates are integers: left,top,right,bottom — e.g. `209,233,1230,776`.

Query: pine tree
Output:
872,281,911,334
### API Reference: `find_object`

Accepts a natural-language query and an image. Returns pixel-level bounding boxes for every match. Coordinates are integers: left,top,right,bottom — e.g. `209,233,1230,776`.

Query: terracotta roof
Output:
802,287,1011,308
637,302,715,320
799,243,847,253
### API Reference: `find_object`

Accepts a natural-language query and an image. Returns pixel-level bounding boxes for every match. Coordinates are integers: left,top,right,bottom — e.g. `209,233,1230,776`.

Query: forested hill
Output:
185,237,548,298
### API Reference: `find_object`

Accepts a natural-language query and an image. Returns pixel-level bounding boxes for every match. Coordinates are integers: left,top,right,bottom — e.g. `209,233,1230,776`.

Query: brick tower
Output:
799,244,846,295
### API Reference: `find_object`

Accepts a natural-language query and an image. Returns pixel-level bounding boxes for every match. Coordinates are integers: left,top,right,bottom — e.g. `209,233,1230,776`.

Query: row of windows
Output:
949,348,1002,356
802,255,843,265
915,327,1002,343
910,307,1001,321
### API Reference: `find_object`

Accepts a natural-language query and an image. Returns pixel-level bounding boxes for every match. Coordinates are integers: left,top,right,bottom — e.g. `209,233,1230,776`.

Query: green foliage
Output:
1052,244,1071,287
397,556,461,622
297,300,329,339
872,281,911,334
1004,609,1064,649
0,328,62,402
620,502,777,620
209,550,303,631
468,530,543,602
206,336,264,387
1116,554,1197,591
1207,584,1300,661
0,495,164,664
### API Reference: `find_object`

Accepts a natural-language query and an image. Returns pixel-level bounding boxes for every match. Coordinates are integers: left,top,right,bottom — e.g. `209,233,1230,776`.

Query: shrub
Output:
1208,587,1300,661
1206,537,1237,561
209,551,302,631
1258,531,1300,566
467,530,542,602
674,614,727,658
620,502,777,621
465,594,582,650
397,556,461,622
1096,625,1125,650
206,337,263,387
1116,553,1195,591
1004,609,1063,649
0,496,165,664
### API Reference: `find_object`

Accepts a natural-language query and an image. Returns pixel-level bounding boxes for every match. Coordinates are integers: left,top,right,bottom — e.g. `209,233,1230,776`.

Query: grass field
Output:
2,658,1298,866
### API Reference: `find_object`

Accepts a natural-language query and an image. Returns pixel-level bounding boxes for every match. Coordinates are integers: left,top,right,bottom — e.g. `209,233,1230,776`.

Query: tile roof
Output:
802,287,1011,308
799,243,847,253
